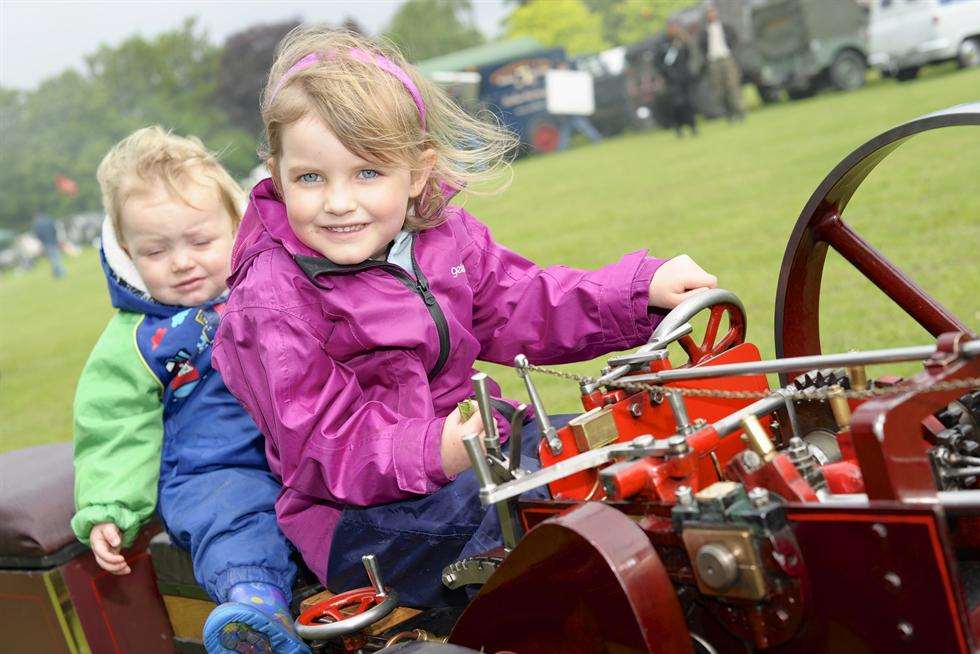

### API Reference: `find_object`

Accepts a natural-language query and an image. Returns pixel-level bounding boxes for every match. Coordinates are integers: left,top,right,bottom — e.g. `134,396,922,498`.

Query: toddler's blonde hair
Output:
261,27,518,229
97,126,245,245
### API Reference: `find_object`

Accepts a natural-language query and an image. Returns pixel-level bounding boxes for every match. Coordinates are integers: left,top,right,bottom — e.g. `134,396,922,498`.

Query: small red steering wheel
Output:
649,288,747,366
298,587,383,626
294,555,399,642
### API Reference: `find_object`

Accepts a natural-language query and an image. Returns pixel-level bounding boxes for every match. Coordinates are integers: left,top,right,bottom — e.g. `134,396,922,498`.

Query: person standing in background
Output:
699,4,745,122
657,21,699,137
32,212,66,278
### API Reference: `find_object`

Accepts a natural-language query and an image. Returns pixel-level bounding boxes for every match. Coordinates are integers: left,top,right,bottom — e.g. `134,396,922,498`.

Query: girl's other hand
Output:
440,406,485,478
648,254,718,309
90,522,131,575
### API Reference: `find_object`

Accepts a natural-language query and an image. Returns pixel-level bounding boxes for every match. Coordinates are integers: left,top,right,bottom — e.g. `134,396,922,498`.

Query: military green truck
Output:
714,0,870,101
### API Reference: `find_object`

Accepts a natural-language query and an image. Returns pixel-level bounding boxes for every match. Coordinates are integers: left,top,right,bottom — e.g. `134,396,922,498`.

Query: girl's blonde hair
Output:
97,126,245,245
261,27,518,229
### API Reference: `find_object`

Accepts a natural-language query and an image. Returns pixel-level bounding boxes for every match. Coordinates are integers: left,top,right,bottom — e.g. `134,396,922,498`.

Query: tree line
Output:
0,0,682,231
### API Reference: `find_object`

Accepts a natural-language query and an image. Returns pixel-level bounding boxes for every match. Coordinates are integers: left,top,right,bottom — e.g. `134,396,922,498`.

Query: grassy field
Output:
2,68,978,453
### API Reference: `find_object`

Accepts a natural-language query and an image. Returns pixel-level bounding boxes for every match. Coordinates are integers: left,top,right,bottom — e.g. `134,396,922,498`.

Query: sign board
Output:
545,70,595,116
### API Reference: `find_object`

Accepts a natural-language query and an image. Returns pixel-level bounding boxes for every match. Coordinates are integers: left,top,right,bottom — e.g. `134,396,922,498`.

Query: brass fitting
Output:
827,384,851,430
741,415,776,462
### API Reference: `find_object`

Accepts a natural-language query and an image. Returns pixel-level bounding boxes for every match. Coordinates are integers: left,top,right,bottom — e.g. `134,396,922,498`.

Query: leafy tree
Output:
505,0,608,56
216,19,301,137
385,0,485,62
584,0,689,46
0,19,255,230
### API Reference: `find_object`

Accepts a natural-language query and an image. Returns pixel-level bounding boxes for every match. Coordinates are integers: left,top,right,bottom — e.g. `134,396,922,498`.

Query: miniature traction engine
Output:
292,104,980,653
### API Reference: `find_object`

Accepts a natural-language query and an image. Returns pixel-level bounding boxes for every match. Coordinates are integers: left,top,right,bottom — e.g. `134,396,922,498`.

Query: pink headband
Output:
268,49,427,130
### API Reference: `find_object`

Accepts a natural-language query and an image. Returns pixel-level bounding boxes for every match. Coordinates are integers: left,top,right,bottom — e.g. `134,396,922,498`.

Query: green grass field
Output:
2,68,978,453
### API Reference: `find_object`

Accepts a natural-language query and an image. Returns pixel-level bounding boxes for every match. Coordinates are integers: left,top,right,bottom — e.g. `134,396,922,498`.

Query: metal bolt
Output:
776,609,789,623
676,485,694,506
668,435,689,455
897,621,914,640
884,572,902,591
748,487,770,508
741,450,763,472
629,402,643,418
872,523,888,539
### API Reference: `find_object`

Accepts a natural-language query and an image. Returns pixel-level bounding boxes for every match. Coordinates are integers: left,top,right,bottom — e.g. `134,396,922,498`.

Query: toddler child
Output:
214,28,717,609
72,126,310,653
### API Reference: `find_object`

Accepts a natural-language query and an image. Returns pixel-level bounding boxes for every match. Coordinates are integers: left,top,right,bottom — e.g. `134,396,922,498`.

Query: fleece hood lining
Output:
101,217,151,297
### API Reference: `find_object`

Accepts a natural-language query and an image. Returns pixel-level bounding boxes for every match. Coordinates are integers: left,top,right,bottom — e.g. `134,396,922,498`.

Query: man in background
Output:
700,4,745,122
32,211,66,278
658,21,700,137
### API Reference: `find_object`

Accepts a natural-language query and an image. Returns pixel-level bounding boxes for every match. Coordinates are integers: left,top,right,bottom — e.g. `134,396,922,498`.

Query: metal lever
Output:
471,372,502,457
462,433,521,550
362,554,386,597
515,354,562,455
507,403,528,473
463,433,495,492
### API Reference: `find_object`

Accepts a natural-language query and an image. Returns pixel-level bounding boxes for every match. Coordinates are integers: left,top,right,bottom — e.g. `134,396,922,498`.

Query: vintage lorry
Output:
2,102,978,653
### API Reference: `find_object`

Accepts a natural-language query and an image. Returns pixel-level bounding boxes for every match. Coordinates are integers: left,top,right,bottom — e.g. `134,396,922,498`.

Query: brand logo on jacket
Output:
450,264,466,277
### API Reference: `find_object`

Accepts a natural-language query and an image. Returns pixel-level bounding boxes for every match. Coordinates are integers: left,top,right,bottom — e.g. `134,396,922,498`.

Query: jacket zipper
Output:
294,237,451,380
378,247,451,380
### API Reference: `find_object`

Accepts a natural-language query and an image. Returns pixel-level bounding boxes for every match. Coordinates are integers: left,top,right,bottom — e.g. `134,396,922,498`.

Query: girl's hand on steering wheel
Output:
90,522,131,575
440,406,486,478
649,254,718,309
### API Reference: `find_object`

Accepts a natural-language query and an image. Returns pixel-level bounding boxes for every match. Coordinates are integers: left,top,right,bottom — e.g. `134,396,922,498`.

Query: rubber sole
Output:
203,603,311,654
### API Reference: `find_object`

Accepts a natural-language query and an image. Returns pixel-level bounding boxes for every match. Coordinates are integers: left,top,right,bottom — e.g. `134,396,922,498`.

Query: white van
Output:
868,0,980,79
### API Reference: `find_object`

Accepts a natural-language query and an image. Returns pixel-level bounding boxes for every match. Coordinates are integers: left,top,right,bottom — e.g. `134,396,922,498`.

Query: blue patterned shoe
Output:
203,602,311,654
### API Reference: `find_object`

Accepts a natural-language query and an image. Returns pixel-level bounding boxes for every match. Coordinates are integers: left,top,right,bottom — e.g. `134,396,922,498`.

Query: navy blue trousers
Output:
157,423,298,603
327,415,575,608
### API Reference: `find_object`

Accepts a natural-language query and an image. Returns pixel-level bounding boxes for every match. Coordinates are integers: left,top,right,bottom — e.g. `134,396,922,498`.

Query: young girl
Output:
213,28,717,611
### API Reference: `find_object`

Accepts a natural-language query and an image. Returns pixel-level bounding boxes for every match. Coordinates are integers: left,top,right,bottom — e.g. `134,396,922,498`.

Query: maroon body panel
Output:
60,527,175,654
451,502,693,654
852,341,980,502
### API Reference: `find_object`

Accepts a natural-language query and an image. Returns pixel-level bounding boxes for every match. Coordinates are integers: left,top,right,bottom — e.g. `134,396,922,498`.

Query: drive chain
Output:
520,361,980,402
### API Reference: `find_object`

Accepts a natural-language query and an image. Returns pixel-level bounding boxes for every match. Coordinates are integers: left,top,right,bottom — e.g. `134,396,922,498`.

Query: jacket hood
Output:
99,217,217,318
228,177,463,289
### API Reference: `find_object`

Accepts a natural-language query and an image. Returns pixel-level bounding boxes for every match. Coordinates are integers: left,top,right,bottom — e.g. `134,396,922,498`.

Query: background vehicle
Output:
732,0,871,99
868,0,980,81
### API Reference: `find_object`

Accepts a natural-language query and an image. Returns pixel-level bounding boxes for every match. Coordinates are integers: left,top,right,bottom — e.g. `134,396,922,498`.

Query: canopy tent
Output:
415,37,545,76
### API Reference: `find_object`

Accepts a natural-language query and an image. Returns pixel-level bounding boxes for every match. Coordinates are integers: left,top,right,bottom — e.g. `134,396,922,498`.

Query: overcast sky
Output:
0,0,511,90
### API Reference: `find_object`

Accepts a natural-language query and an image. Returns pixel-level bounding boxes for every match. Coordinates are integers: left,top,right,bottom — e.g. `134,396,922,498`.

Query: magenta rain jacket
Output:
212,178,667,583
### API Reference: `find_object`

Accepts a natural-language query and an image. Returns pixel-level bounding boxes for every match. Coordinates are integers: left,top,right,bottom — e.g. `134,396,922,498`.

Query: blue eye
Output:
359,169,379,180
298,172,322,184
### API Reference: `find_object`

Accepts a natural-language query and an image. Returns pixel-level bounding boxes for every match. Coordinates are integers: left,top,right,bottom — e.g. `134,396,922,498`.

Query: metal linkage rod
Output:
618,341,980,385
482,435,671,505
515,354,563,455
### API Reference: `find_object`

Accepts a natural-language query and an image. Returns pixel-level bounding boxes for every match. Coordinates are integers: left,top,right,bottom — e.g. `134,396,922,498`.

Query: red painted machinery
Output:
292,103,980,653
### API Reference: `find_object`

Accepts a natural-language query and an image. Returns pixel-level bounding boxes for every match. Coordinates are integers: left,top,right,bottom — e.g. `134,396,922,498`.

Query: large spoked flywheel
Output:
774,102,979,370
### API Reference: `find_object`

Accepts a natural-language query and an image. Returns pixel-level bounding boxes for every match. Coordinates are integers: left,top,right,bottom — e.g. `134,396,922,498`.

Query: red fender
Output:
449,502,693,654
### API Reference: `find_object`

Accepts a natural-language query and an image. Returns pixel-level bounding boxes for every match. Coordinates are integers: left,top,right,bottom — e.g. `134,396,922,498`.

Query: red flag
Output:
54,174,78,197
